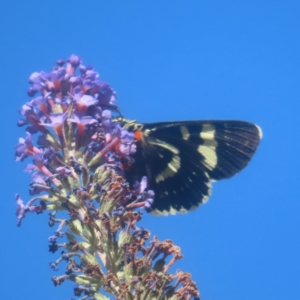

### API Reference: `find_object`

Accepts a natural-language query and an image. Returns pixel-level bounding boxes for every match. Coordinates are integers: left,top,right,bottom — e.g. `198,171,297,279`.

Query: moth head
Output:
113,118,145,141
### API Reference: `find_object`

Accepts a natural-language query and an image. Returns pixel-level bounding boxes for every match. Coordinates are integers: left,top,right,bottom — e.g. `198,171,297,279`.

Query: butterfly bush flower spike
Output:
15,55,200,300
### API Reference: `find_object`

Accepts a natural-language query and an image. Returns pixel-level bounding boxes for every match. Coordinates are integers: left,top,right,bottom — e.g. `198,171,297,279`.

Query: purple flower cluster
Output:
15,55,153,225
14,55,200,300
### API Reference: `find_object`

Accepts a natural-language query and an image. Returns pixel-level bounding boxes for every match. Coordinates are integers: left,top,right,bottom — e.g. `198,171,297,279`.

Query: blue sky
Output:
1,1,299,299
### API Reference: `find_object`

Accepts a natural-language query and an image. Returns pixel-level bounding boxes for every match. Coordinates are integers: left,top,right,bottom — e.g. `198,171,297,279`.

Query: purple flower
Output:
40,112,68,127
68,114,98,126
67,55,81,69
16,194,26,227
32,153,44,167
74,284,91,297
15,194,45,226
60,95,73,110
119,129,137,156
30,182,49,195
27,84,43,97
15,133,41,161
25,164,51,190
29,72,44,84
133,176,148,194
96,82,117,106
18,102,34,118
51,67,66,81
65,55,81,76
40,112,68,146
74,94,98,119
112,206,125,216
26,169,49,195
68,115,98,148
43,147,57,165
143,190,155,212
127,178,155,212
87,140,105,154
87,105,102,120
56,59,65,67
18,102,47,134
27,71,47,96
79,64,94,75
52,275,69,286
27,72,46,95
30,153,58,181
37,135,51,148
85,69,98,81
24,163,38,173
120,129,135,143
31,94,51,117
49,262,59,271
132,227,149,238
55,166,72,177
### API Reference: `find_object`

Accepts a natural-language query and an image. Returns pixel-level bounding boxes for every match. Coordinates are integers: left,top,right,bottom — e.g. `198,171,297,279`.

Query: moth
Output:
120,119,262,215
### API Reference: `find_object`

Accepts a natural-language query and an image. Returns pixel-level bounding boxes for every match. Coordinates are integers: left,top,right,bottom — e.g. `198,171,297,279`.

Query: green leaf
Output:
118,230,132,247
46,204,63,211
70,274,101,285
68,194,80,206
83,224,93,240
116,271,125,280
67,219,83,236
80,241,93,251
99,198,116,214
81,253,98,266
82,168,90,187
44,133,61,149
94,293,110,300
93,165,106,183
65,232,76,242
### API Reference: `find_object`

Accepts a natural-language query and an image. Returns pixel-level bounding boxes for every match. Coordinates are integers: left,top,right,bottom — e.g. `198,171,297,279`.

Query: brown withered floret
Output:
68,208,79,219
84,264,104,279
66,240,86,253
163,245,183,273
76,190,90,200
109,220,120,233
66,258,82,273
83,212,100,231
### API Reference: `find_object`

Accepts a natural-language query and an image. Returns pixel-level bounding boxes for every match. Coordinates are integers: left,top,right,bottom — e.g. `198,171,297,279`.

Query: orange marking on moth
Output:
134,130,143,141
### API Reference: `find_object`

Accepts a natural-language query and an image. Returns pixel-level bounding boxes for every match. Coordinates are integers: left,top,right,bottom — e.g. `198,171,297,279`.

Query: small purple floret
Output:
67,54,81,68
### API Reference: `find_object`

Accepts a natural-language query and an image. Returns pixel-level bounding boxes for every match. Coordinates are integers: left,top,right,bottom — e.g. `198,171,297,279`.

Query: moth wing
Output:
127,120,262,215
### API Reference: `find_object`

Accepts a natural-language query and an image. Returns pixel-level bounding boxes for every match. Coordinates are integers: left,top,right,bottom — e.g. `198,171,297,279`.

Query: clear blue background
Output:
1,1,299,299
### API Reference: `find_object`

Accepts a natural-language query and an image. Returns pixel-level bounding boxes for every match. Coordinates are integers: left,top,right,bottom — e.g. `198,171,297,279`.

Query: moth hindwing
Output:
122,119,262,215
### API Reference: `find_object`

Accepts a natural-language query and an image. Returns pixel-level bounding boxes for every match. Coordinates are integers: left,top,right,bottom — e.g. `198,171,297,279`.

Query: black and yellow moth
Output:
121,119,262,215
